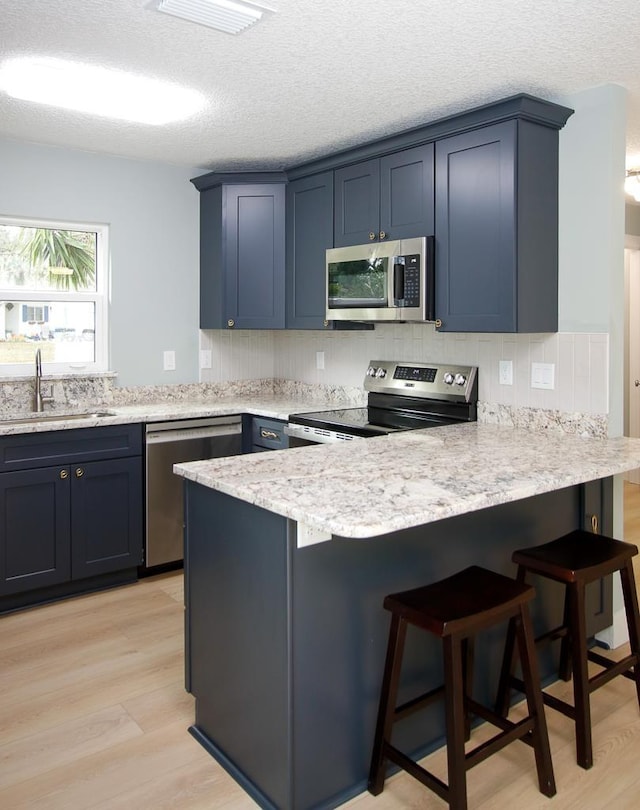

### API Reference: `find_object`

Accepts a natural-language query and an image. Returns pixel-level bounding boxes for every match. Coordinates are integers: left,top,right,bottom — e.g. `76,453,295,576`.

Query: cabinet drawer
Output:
251,417,289,451
0,423,143,472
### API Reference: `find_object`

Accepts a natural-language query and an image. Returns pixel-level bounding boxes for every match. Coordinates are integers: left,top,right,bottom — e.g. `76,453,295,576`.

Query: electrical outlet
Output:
200,349,212,369
316,351,325,370
163,350,176,371
531,362,555,390
499,360,513,386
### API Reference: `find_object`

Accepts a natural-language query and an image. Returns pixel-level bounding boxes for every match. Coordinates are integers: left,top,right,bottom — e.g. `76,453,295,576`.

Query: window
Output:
0,216,108,374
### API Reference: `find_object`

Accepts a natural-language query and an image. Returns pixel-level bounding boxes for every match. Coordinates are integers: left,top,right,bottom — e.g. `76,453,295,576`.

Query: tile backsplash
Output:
200,325,609,416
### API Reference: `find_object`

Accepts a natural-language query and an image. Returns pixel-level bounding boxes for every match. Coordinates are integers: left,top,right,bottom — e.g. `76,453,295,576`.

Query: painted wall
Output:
0,137,202,386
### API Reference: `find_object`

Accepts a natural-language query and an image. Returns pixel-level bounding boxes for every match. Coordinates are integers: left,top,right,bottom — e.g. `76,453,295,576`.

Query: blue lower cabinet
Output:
0,425,143,607
0,466,71,596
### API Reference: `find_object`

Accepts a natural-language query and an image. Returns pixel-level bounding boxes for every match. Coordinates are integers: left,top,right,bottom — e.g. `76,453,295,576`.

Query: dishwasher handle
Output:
145,423,242,444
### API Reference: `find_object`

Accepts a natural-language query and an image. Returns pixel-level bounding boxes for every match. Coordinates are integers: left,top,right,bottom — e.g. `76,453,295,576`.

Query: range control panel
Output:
364,360,478,403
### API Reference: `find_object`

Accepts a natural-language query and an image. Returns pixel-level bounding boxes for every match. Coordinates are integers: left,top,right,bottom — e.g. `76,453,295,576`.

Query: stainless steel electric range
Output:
286,360,478,446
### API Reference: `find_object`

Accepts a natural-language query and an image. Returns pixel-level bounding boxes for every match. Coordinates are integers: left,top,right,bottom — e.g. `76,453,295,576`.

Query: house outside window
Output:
0,216,108,375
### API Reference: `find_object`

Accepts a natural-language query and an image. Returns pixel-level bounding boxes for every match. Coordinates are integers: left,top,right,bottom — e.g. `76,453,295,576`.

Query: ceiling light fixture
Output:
625,169,640,203
156,0,277,35
0,57,206,125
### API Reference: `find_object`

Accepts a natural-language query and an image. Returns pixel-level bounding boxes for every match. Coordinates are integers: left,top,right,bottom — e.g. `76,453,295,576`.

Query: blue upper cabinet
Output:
435,118,562,333
192,173,287,330
286,171,334,329
334,144,434,247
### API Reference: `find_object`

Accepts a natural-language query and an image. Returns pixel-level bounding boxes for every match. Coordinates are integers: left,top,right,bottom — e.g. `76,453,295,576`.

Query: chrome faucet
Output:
34,348,47,412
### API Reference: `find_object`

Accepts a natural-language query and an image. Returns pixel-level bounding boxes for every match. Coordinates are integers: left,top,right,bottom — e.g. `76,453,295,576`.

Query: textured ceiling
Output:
1,0,640,173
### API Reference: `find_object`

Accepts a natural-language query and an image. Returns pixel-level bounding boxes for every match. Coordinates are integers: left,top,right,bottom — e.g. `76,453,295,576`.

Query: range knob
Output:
367,366,377,377
375,367,387,378
443,372,455,385
454,373,467,386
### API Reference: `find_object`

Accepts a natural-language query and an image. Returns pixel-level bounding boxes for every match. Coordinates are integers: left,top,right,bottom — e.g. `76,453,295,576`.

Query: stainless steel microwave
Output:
326,236,434,322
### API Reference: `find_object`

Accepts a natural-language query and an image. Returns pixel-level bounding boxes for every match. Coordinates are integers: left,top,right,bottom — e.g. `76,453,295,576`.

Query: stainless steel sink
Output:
0,411,114,425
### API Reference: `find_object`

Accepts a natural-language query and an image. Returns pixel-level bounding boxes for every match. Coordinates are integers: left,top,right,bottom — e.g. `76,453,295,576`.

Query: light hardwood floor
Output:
3,490,640,809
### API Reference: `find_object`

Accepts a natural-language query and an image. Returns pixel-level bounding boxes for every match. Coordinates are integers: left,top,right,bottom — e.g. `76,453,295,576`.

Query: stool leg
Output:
368,614,408,795
462,637,473,741
515,603,556,797
443,634,468,810
620,561,640,709
558,587,572,682
568,581,593,769
495,566,526,717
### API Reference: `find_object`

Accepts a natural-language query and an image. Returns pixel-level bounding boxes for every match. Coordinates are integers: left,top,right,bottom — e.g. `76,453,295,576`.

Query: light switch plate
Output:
316,351,325,370
499,360,513,385
163,350,176,371
531,362,555,390
200,349,212,369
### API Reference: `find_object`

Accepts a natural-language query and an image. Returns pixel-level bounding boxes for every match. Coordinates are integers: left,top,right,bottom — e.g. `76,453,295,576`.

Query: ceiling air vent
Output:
155,0,277,35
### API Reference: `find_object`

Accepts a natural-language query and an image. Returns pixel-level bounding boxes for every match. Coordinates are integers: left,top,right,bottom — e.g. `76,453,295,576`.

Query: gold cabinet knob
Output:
75,468,84,478
379,231,386,240
368,232,376,241
227,319,235,328
60,469,69,480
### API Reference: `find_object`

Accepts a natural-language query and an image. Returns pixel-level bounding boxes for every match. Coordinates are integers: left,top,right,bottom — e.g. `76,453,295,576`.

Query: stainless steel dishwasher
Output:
145,415,242,569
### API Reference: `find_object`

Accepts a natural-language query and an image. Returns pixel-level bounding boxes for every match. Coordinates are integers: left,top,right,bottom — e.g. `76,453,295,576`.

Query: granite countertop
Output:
174,423,640,540
0,394,338,436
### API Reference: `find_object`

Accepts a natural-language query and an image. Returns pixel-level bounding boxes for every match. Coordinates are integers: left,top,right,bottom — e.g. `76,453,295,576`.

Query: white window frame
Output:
0,214,109,376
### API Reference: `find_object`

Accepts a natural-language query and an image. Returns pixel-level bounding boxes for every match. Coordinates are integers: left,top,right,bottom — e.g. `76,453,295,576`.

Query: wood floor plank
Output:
0,704,143,792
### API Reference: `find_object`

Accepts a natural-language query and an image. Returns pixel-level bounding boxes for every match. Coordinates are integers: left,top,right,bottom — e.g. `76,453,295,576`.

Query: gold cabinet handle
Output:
260,429,278,440
591,514,599,534
60,469,69,480
368,232,376,241
435,319,442,328
227,319,235,328
323,319,329,328
75,468,84,478
379,231,387,240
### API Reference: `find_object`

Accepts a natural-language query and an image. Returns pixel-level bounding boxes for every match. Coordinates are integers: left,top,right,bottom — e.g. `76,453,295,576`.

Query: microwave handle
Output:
393,258,405,304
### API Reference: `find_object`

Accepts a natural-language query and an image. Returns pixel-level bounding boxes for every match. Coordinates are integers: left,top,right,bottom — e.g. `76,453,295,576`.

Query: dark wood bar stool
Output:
495,530,640,770
368,565,556,810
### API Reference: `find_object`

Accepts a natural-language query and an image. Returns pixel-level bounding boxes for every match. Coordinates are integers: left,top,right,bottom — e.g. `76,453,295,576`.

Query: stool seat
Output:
496,529,640,771
384,565,536,637
511,530,638,583
369,565,556,810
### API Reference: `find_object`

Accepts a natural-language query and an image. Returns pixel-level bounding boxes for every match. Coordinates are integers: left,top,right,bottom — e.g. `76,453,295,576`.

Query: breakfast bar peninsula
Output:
175,423,640,810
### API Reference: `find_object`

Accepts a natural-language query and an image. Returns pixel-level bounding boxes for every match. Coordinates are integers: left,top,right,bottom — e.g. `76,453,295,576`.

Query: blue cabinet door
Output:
0,466,71,596
435,120,559,333
70,456,143,579
334,159,380,247
286,172,334,329
380,143,434,240
199,181,286,330
224,184,286,329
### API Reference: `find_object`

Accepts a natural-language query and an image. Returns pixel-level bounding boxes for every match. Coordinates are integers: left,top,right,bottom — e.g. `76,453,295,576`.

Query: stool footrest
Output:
542,691,576,720
509,676,578,721
587,651,639,692
384,743,449,803
394,684,445,722
466,717,536,770
535,625,569,646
